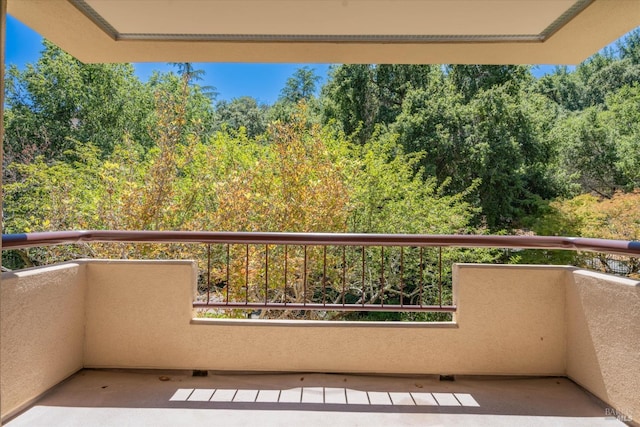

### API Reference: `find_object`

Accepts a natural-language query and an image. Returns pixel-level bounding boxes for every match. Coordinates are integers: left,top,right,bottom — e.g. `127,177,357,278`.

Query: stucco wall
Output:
83,262,567,376
83,260,198,368
1,262,86,420
453,264,567,375
4,259,637,422
566,269,640,423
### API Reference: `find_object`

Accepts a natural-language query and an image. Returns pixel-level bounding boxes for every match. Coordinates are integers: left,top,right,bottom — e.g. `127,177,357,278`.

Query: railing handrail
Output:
2,230,639,256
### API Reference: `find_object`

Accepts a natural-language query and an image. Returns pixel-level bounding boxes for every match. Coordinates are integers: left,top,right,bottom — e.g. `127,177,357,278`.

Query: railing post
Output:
264,244,269,305
380,246,385,307
439,246,443,307
206,244,211,304
226,244,230,303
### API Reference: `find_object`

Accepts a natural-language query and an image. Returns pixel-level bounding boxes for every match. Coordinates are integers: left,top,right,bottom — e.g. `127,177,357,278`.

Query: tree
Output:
279,66,321,104
145,70,216,146
529,192,640,277
391,73,467,188
322,64,376,143
535,66,585,111
618,28,640,64
464,86,550,227
372,64,437,125
344,131,497,320
447,65,532,102
213,105,350,233
322,64,438,144
604,84,640,190
581,58,640,107
391,75,557,229
551,108,621,198
170,62,217,100
3,40,154,165
348,130,478,235
270,67,322,123
214,96,269,138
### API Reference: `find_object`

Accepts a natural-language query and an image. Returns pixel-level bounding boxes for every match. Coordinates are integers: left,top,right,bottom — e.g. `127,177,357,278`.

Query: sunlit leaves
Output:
529,192,640,277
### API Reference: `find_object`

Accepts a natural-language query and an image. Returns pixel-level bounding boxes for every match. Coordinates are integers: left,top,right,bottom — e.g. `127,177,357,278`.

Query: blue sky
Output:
5,15,331,105
5,14,582,104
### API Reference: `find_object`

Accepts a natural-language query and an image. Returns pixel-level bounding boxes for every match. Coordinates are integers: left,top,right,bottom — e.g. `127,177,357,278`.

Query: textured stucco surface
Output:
1,262,86,419
84,263,567,376
83,260,198,369
3,260,638,424
566,270,640,423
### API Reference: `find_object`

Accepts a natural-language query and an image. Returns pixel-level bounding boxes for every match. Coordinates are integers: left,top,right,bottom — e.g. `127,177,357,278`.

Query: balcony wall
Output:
84,261,566,376
566,270,640,423
1,262,86,420
1,260,638,422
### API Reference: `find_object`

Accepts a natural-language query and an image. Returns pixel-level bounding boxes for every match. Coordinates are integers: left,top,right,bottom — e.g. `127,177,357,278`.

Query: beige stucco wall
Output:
566,269,640,423
83,260,198,368
453,264,567,375
84,262,567,376
3,259,637,421
1,262,86,420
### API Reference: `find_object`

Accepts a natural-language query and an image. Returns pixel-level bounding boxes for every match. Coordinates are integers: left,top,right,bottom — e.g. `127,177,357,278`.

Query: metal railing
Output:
3,231,640,315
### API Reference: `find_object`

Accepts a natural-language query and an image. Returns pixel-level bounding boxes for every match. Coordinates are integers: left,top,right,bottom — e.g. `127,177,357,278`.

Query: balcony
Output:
3,0,640,425
1,232,638,426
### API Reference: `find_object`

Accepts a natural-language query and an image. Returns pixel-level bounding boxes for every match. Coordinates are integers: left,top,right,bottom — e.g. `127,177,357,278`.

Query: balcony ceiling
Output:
8,0,640,64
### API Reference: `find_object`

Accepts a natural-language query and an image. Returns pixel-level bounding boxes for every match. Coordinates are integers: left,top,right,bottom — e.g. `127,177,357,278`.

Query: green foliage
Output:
390,70,557,229
269,67,323,123
2,41,216,178
318,36,639,231
603,84,640,190
527,192,640,277
322,64,439,144
551,108,620,198
465,86,554,227
279,66,320,104
535,33,640,111
212,106,351,233
619,29,640,64
447,65,532,102
337,129,498,321
548,83,640,198
4,40,154,164
392,73,466,185
535,66,585,111
348,130,477,234
214,96,268,138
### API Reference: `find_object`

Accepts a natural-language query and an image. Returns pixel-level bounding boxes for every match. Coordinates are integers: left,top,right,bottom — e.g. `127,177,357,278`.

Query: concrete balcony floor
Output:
5,370,628,427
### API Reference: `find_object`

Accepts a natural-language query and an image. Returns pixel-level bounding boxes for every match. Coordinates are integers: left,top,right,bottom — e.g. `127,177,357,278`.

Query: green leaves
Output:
4,41,154,163
348,131,476,234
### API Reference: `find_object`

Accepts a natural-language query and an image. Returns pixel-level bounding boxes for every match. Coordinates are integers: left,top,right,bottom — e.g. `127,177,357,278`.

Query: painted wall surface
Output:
0,263,86,419
453,264,567,375
566,269,640,423
3,260,638,422
83,260,198,368
84,263,567,376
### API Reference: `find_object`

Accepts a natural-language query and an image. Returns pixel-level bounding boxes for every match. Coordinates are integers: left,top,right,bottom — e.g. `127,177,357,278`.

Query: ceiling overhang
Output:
8,0,640,64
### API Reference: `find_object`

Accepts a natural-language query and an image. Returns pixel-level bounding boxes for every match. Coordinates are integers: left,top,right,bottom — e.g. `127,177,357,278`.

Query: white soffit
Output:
7,0,640,64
